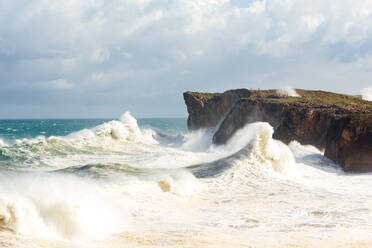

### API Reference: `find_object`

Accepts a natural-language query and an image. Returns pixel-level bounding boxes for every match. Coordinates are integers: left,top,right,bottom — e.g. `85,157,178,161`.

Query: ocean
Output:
0,112,371,248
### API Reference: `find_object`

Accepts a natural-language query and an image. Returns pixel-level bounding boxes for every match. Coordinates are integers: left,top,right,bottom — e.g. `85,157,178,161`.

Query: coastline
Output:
184,89,372,172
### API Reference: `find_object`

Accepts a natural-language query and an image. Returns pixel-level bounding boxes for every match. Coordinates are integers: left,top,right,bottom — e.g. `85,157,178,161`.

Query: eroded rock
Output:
183,89,372,172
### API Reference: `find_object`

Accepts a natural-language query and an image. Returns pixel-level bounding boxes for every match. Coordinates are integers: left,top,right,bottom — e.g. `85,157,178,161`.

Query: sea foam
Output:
0,173,131,241
1,112,159,166
210,122,297,175
277,86,300,97
1,113,372,248
361,85,372,101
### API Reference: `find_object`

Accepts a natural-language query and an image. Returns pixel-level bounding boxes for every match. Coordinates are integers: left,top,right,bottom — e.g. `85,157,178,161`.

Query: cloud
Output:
301,14,324,31
46,79,74,89
1,0,372,117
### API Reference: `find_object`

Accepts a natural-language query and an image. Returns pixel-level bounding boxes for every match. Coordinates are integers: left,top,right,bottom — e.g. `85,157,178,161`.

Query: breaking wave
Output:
0,111,371,248
240,123,296,174
0,173,130,241
0,112,159,168
20,111,158,148
192,122,297,181
0,112,305,244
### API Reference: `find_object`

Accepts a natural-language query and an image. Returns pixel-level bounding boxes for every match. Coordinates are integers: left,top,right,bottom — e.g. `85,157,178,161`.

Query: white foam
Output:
0,173,131,241
120,112,142,139
2,115,372,247
69,112,158,146
361,85,372,101
181,129,213,152
156,169,200,196
288,140,323,157
6,112,159,167
15,136,47,146
242,123,297,174
277,86,300,97
210,122,297,175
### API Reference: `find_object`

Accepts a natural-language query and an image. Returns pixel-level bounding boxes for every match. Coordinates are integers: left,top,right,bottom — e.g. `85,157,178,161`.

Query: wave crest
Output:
193,122,297,181
0,112,158,166
248,123,296,174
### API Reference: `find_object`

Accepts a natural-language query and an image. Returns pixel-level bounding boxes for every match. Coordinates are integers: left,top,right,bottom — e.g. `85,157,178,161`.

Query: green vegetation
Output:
350,114,372,123
268,97,303,103
191,92,221,100
189,89,372,112
265,89,372,110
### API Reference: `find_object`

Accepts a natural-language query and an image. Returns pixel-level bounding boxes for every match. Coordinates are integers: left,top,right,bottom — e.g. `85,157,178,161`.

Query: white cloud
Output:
1,0,372,117
302,14,324,31
90,49,111,63
3,0,372,60
91,73,104,82
38,79,73,89
356,55,372,70
246,0,266,14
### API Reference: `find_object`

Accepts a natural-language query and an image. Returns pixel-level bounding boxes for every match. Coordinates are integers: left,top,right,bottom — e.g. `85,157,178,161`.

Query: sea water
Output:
0,112,371,248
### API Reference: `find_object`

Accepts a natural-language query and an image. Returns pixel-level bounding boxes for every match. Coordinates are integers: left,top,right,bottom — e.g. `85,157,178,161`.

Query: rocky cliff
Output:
183,89,372,172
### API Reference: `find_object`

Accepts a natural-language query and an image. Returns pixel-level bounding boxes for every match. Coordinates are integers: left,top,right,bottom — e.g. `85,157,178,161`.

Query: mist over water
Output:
0,112,371,247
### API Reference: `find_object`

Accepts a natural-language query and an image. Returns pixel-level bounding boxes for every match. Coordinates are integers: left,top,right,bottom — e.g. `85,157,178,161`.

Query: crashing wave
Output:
277,86,300,97
214,122,296,174
191,122,298,181
361,86,372,101
0,112,159,165
87,112,157,144
0,173,129,240
246,123,296,174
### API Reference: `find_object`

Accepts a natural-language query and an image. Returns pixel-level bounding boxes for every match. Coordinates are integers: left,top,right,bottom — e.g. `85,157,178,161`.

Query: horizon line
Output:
0,116,187,120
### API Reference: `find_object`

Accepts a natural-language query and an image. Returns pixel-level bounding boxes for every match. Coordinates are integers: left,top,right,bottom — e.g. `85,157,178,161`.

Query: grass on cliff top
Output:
266,89,372,110
189,92,221,100
188,89,372,111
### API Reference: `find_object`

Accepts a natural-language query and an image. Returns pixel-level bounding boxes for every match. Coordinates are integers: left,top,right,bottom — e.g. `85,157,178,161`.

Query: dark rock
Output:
183,89,252,131
183,89,372,173
326,118,372,172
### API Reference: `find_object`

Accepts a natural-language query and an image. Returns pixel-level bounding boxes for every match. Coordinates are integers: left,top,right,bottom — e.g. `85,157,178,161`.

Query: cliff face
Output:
183,89,251,130
183,89,372,173
183,89,285,131
326,118,372,172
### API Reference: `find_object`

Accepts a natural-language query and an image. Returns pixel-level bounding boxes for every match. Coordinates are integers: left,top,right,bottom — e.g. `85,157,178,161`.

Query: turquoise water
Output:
0,118,186,143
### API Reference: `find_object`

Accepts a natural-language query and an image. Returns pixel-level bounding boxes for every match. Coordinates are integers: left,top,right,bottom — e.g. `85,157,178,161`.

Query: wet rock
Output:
183,89,372,173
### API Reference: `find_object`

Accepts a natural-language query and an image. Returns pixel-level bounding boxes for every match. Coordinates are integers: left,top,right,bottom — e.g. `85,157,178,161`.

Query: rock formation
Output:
183,89,372,172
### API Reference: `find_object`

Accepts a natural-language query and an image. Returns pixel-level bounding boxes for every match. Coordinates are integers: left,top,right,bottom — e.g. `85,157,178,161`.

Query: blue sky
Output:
1,0,372,118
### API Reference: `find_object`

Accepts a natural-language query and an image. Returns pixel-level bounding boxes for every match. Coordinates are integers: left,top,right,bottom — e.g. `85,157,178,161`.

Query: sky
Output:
1,0,372,118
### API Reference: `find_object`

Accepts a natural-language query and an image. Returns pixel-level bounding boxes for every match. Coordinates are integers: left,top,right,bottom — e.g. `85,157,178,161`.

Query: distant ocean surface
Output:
0,112,371,248
0,118,187,141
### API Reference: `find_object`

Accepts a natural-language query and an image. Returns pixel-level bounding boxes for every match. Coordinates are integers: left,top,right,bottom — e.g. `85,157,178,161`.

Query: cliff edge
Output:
183,89,372,172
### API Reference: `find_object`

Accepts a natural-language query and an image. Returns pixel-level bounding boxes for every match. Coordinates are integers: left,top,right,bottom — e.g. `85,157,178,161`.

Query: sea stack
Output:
183,89,372,173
